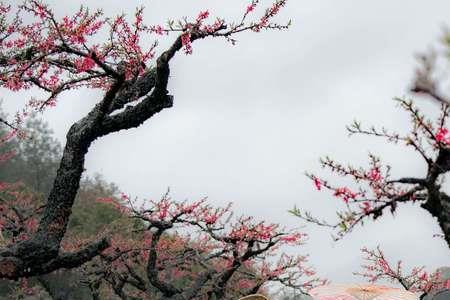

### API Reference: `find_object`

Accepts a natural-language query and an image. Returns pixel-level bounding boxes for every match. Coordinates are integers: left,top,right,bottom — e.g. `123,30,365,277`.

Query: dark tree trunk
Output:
422,191,450,248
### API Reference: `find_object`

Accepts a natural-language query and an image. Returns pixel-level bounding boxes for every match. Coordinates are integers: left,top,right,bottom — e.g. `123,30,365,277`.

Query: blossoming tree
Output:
290,35,450,297
77,193,323,299
0,172,323,298
0,0,292,279
292,53,450,247
0,121,321,297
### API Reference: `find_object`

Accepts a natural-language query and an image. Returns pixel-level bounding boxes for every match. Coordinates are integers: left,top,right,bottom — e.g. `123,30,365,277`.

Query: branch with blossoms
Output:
81,192,323,300
292,97,450,246
355,247,450,298
0,0,291,279
0,0,290,119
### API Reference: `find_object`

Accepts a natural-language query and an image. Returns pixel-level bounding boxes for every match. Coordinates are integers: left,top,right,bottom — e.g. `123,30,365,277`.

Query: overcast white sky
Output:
4,0,450,288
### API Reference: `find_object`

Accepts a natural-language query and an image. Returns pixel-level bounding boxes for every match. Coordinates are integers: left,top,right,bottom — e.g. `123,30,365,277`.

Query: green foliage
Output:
68,174,124,238
0,111,61,197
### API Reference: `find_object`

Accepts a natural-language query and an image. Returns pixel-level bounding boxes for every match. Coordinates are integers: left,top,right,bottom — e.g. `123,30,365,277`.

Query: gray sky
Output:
4,0,450,287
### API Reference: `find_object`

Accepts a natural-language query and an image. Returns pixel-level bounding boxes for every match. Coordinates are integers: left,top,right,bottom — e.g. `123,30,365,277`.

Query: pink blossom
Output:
445,279,450,290
378,258,391,273
13,38,26,48
246,4,256,13
196,10,210,23
34,4,47,19
436,127,450,145
4,77,24,91
74,57,96,73
313,177,321,191
419,271,428,281
201,19,224,34
46,99,57,107
361,201,371,214
152,25,165,35
368,168,382,182
181,32,193,55
280,233,301,243
204,213,218,225
134,13,143,28
334,187,357,203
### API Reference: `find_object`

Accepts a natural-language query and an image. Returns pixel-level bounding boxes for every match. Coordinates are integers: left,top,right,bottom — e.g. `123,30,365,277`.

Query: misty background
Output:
3,0,450,284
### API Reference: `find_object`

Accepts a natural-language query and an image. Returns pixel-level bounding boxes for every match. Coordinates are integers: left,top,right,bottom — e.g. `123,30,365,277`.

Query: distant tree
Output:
0,110,61,197
0,106,124,238
0,114,136,299
68,175,129,238
0,0,292,279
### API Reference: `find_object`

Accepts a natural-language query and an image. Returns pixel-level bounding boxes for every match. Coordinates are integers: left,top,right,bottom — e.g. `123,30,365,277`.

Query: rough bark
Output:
423,148,450,248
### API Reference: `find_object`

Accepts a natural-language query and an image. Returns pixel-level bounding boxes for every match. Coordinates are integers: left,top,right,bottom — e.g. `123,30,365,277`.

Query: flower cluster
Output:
181,32,193,55
333,187,358,203
254,0,288,31
435,127,450,145
302,154,395,237
356,247,450,295
196,10,210,23
247,4,257,13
